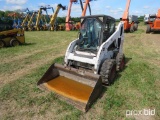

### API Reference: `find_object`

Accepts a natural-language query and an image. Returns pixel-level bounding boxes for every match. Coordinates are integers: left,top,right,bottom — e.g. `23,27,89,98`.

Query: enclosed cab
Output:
144,14,155,24
64,15,123,76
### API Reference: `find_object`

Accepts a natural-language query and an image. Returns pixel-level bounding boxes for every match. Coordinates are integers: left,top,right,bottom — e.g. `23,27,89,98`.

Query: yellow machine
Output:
35,7,43,31
21,8,31,31
49,4,66,31
34,6,54,31
21,14,30,30
0,29,25,48
58,24,65,31
28,11,37,31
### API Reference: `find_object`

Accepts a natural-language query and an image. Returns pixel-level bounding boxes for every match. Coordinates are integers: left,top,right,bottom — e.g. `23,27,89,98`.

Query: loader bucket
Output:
37,63,102,112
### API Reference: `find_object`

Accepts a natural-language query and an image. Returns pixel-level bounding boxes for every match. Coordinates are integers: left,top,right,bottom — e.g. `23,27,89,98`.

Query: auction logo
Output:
126,109,155,116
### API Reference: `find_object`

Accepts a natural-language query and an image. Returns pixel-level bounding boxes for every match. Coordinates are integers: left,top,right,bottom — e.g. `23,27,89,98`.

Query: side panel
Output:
64,39,78,65
95,22,124,73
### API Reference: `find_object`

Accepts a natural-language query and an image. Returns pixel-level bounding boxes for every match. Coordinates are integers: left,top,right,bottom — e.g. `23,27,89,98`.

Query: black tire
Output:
0,40,5,48
133,23,138,31
130,25,134,33
146,25,151,33
116,53,125,71
100,59,117,85
10,39,20,47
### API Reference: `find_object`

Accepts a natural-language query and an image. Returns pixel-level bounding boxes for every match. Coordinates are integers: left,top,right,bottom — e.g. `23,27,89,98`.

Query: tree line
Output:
0,10,144,24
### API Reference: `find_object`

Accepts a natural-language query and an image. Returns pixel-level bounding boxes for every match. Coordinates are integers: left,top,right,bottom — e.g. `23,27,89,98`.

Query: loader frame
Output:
64,15,124,74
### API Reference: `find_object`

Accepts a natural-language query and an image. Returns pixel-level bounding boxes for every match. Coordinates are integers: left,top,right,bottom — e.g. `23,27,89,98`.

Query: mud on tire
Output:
100,59,116,85
116,53,125,71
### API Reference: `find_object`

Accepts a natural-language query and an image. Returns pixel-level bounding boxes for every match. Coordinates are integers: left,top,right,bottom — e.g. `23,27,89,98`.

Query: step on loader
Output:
37,15,125,112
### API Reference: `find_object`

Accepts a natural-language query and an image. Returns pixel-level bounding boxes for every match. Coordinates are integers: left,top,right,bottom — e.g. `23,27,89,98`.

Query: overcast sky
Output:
0,0,159,18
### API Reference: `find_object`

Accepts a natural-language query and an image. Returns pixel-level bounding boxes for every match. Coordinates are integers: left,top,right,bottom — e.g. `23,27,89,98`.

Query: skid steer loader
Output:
37,15,125,112
0,20,25,48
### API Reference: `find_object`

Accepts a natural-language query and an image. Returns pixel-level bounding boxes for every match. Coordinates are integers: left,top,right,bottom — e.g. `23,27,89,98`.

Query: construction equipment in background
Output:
74,0,93,30
21,8,31,30
0,20,25,48
81,0,92,16
65,0,78,31
28,11,38,31
35,6,47,31
146,9,160,33
144,14,155,24
38,15,125,111
8,12,22,29
42,6,54,30
57,23,66,31
35,6,54,31
121,0,139,32
65,0,94,31
49,4,66,31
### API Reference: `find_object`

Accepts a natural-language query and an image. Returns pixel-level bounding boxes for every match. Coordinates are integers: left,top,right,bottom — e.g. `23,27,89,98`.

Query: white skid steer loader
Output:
37,15,125,112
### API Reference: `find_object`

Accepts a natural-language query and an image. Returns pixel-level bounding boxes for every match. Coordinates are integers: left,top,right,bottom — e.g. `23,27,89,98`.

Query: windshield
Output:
77,18,101,51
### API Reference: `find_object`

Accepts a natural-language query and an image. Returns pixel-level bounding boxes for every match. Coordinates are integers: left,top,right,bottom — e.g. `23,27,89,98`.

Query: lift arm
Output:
35,8,43,30
157,9,160,18
122,0,131,20
21,14,30,27
28,11,37,29
65,0,77,31
81,0,91,16
49,4,66,30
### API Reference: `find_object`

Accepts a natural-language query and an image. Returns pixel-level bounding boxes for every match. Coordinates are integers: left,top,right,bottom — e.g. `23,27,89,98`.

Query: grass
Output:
0,26,160,120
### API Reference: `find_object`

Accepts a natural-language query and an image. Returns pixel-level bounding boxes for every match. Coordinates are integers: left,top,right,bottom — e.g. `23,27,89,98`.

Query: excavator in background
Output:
146,9,160,33
49,4,66,31
37,14,125,111
121,0,139,32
